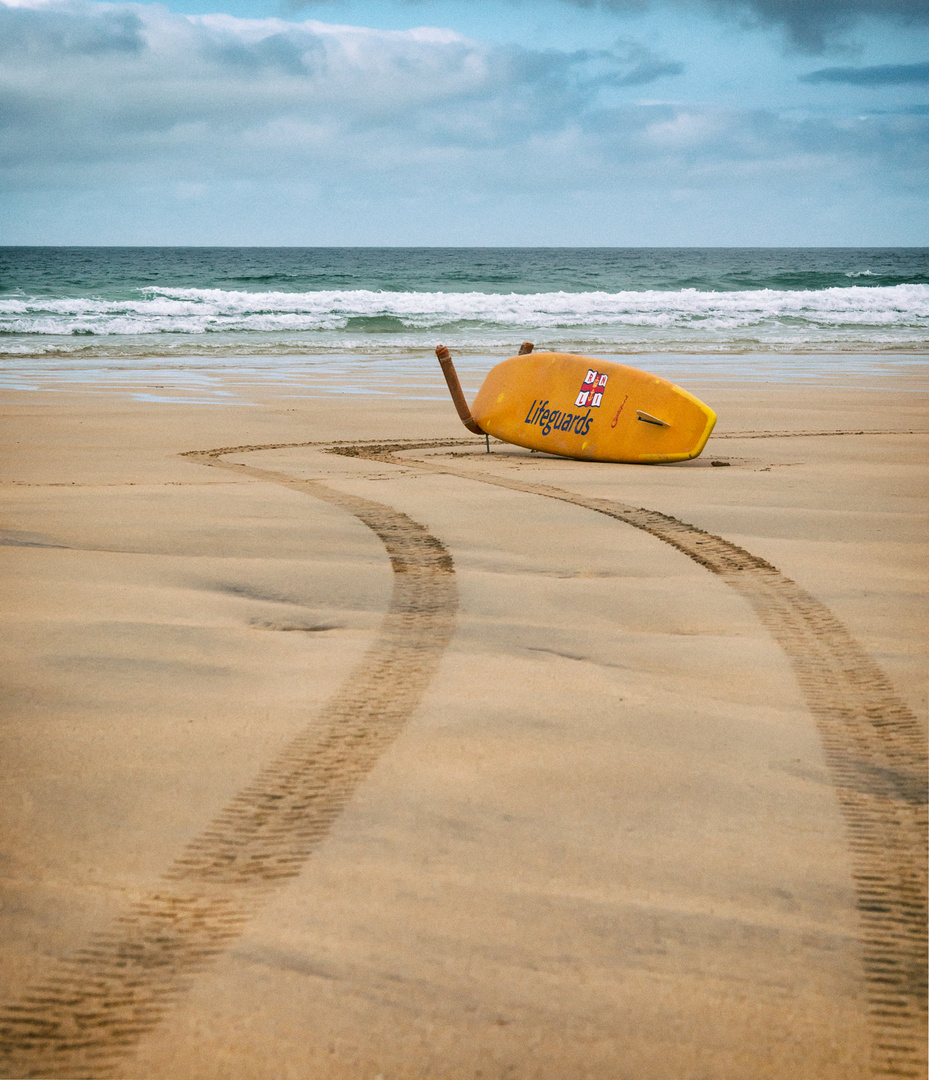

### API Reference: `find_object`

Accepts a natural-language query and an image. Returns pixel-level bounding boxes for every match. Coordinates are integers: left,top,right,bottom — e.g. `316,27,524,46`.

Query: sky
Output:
1,0,928,245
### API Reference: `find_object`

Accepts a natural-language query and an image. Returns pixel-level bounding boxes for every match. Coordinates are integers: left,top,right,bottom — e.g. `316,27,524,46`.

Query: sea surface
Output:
1,247,927,394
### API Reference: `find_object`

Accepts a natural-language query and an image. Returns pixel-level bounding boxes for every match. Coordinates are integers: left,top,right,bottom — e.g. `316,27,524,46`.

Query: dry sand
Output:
0,365,926,1080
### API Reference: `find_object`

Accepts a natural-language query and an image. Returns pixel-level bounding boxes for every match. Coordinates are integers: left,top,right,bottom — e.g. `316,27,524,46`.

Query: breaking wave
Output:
1,283,927,355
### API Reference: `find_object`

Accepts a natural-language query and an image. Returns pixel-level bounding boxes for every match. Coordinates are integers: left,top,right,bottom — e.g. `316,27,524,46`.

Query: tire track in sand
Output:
1,435,925,1079
330,437,928,1080
0,446,457,1080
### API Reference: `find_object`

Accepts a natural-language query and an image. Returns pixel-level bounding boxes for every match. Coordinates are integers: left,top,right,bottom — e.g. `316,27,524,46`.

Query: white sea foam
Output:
1,284,927,355
0,283,926,328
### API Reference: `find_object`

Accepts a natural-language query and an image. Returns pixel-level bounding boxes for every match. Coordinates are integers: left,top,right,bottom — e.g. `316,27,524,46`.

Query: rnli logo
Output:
575,370,608,409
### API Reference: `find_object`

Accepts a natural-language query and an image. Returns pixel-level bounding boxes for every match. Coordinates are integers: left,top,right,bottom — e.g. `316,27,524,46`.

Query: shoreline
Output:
0,369,926,1078
1,352,928,413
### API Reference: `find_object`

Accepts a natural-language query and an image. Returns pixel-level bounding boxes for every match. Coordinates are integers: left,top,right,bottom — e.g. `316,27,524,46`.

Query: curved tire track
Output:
2,433,925,1079
0,448,457,1080
332,437,928,1080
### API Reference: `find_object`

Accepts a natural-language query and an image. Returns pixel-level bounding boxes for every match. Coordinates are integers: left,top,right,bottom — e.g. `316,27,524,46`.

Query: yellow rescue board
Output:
470,352,716,464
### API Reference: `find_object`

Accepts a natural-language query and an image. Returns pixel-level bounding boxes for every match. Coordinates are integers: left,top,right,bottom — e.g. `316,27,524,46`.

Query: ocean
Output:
1,247,927,397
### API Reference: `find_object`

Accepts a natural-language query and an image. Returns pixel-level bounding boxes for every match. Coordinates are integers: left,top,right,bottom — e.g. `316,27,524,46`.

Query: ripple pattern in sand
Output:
0,451,457,1080
335,437,928,1080
1,434,925,1080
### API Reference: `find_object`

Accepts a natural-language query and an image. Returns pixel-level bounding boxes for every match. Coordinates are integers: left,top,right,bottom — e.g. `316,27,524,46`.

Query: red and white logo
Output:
575,369,608,408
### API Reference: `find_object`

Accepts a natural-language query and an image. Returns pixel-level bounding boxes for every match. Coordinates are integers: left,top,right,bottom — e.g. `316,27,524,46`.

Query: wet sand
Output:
0,368,926,1079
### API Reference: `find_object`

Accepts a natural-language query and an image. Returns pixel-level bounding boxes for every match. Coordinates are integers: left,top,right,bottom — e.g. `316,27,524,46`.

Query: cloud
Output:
699,0,929,52
0,0,926,243
0,0,686,183
800,60,929,86
588,40,685,86
0,0,144,55
311,0,929,53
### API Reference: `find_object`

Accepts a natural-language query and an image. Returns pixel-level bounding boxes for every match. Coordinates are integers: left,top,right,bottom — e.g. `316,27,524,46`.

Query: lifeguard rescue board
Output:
436,345,717,464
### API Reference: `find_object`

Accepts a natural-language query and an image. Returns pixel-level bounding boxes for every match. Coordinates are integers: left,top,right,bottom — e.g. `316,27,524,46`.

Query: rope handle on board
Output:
435,342,534,441
435,345,485,435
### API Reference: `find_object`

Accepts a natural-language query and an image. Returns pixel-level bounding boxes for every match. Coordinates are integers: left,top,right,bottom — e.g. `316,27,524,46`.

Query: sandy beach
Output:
0,364,926,1080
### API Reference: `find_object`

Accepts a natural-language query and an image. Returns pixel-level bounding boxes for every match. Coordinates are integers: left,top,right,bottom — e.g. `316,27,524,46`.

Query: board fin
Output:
636,410,670,428
436,345,485,435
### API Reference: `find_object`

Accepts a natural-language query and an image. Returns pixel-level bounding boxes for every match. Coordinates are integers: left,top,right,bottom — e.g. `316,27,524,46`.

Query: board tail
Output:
435,345,485,435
